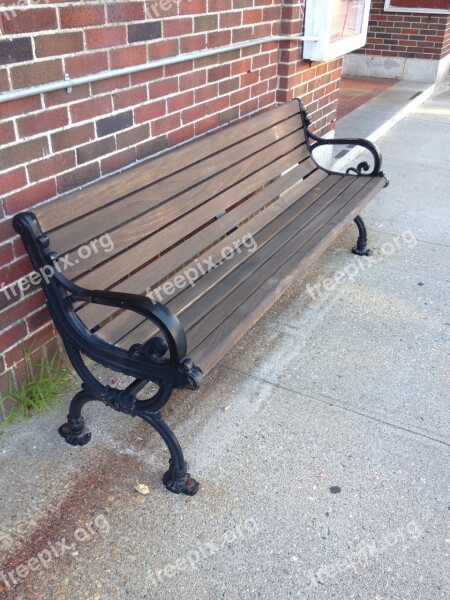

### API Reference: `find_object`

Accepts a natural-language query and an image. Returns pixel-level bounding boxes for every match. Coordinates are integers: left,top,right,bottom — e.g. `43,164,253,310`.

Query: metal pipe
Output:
0,35,318,104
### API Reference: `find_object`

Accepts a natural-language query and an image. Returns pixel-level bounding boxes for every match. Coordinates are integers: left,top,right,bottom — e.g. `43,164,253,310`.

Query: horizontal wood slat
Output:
35,101,302,232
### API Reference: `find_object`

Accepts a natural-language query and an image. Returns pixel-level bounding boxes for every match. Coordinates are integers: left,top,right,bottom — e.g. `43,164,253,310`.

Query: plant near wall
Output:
0,341,73,436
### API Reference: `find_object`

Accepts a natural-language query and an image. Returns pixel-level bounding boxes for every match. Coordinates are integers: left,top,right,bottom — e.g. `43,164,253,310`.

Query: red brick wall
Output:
354,0,450,60
0,0,343,416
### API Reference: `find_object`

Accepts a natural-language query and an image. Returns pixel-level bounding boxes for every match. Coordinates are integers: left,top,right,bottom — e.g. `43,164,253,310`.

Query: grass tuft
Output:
0,341,73,437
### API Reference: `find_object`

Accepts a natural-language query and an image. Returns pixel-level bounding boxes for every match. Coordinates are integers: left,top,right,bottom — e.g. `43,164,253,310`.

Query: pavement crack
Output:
222,366,450,447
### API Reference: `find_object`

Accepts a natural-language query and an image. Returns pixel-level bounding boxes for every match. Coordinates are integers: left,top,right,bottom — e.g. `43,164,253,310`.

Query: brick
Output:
208,64,231,83
0,38,33,65
0,167,27,196
116,123,149,150
128,21,162,43
85,26,127,50
146,0,178,19
165,60,194,77
134,100,166,124
57,162,101,194
150,77,179,98
232,27,253,43
243,8,263,24
0,121,15,145
208,30,232,47
179,70,207,91
180,0,207,15
182,104,205,124
151,113,181,137
0,137,49,172
195,83,218,103
148,39,179,59
0,68,9,93
219,77,240,95
0,8,57,35
76,137,116,165
113,86,147,110
3,179,56,215
210,0,233,9
70,95,113,124
0,243,14,266
110,45,147,69
27,151,76,183
167,91,194,113
107,2,145,23
65,52,109,78
0,323,27,354
11,59,63,89
18,107,68,138
52,123,95,152
136,135,167,160
168,124,195,146
207,96,229,115
1,293,46,333
92,75,130,96
101,148,136,175
195,114,219,136
35,33,84,58
220,12,242,28
194,15,218,32
96,111,133,137
181,34,206,53
163,18,193,37
131,67,163,86
60,5,105,29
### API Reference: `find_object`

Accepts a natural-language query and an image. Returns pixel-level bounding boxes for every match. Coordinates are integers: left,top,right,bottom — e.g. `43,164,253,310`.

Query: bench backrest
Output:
33,99,316,331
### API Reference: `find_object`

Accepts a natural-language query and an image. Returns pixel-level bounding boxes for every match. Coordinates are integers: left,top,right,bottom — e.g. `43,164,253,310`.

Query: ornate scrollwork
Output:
346,161,370,176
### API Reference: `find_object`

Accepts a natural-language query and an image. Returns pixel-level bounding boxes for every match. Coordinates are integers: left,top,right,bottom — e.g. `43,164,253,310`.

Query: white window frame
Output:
303,0,372,62
384,1,450,15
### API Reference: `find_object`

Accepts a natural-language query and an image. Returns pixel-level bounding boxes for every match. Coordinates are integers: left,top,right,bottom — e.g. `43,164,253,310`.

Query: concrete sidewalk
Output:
1,90,449,600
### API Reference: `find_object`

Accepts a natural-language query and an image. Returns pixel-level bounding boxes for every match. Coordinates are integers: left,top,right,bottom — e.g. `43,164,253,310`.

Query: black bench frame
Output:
13,100,387,496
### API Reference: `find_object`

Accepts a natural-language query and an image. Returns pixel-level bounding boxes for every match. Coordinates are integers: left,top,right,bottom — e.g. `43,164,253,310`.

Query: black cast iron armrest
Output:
59,276,188,368
297,98,384,178
307,130,384,177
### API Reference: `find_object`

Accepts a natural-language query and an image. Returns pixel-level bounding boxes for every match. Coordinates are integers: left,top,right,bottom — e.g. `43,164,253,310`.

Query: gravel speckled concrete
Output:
1,90,449,600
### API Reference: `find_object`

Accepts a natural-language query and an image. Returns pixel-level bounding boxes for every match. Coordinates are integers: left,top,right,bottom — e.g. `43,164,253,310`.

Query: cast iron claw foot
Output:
352,246,373,257
59,416,92,446
163,462,200,496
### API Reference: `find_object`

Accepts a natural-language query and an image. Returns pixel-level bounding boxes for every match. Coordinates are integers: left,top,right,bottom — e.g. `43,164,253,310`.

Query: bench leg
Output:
59,389,95,447
352,216,373,257
139,412,200,497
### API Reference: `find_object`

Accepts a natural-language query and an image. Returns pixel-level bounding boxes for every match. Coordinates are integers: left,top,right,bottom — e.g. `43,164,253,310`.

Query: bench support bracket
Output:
59,384,200,496
352,216,373,257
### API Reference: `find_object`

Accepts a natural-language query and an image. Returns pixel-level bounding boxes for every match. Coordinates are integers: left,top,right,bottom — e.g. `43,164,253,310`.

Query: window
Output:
303,0,371,61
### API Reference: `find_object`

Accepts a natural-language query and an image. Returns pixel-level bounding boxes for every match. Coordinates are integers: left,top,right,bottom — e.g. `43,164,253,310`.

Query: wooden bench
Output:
13,99,388,496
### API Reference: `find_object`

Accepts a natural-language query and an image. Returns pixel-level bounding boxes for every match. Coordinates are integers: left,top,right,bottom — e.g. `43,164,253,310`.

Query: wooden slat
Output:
189,177,387,374
35,101,302,231
114,171,345,350
48,113,304,255
77,155,318,330
97,167,328,345
73,135,308,290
